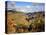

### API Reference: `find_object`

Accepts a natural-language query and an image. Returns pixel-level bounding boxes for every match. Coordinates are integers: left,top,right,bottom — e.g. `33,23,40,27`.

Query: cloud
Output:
7,1,16,10
16,3,44,13
7,1,44,13
26,5,31,8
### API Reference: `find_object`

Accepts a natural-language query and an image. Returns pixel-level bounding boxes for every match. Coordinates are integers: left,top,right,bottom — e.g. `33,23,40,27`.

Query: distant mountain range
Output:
7,5,44,13
26,11,45,17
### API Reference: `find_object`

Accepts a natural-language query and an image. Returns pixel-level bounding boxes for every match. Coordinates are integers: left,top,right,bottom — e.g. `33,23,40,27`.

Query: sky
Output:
7,1,45,13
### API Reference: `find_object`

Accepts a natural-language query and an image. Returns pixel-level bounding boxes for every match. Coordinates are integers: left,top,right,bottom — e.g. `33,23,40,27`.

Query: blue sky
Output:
16,2,32,6
7,1,45,12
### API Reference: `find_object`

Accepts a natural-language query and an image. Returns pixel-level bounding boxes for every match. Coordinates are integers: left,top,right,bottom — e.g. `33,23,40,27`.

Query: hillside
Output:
7,11,45,33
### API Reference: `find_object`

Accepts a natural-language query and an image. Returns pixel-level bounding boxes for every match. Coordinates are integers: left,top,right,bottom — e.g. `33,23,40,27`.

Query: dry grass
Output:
7,12,45,33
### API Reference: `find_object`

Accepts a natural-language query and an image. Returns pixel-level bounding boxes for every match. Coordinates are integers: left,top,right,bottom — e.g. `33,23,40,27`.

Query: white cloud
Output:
7,1,44,13
7,1,16,10
26,5,31,8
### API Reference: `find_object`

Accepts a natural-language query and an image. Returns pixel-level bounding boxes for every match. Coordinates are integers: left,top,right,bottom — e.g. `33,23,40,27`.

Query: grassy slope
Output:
7,11,30,33
7,11,45,33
